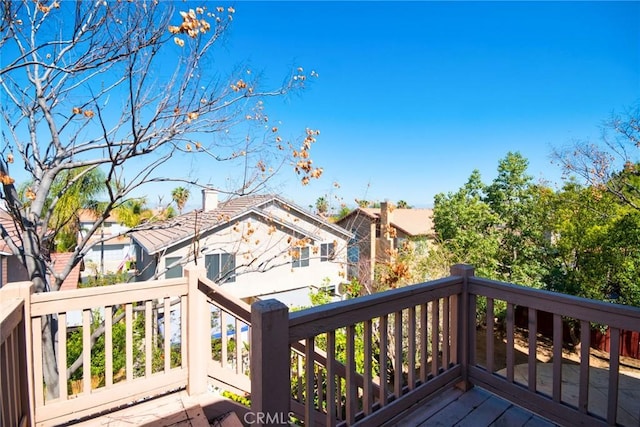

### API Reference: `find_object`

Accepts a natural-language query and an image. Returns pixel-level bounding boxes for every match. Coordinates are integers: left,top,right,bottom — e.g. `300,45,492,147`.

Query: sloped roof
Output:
129,194,352,255
50,252,82,291
0,208,20,255
343,207,434,237
1,209,81,290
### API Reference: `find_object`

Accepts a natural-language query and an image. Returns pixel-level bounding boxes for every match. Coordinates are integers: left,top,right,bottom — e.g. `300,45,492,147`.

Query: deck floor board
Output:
385,387,560,427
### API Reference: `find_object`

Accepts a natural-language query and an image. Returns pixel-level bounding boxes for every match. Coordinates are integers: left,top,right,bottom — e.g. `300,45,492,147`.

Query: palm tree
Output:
397,200,411,209
172,187,190,214
20,166,106,252
315,196,328,216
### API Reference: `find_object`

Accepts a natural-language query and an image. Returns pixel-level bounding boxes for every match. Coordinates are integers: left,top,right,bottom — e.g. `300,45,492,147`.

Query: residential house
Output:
0,208,27,288
129,189,353,307
0,208,81,290
78,209,134,277
337,201,434,284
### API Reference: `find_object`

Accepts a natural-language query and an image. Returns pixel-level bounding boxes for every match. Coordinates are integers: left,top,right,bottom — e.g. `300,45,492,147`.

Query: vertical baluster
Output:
163,299,171,373
316,367,323,417
105,306,113,386
443,296,450,369
363,319,373,414
506,303,514,382
486,298,494,373
82,309,91,394
420,303,428,382
126,303,133,381
431,299,439,377
346,324,357,425
407,307,416,389
181,296,187,367
57,313,67,399
32,317,44,407
336,376,343,421
528,307,537,393
305,337,315,426
5,332,17,423
578,319,590,414
607,327,620,425
552,313,562,402
297,353,304,402
326,330,336,427
221,312,228,367
379,315,388,406
450,294,458,366
469,294,477,367
394,311,403,398
145,301,152,376
235,318,242,374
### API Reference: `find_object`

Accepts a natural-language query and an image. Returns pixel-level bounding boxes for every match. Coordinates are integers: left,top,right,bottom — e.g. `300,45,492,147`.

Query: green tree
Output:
0,1,318,399
554,104,640,211
485,152,549,286
315,196,328,216
171,187,191,214
545,180,640,307
396,200,411,209
433,169,499,279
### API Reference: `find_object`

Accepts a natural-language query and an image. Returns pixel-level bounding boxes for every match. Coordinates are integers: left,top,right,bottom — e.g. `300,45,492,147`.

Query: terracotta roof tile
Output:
342,207,434,237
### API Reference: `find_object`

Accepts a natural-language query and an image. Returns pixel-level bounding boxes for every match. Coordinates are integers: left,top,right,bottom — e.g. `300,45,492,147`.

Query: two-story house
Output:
78,209,134,277
129,189,353,307
337,201,434,285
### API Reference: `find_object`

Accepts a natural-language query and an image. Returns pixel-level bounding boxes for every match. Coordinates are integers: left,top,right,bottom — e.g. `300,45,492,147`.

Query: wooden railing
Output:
251,266,467,426
251,265,640,427
3,264,640,426
467,272,640,427
1,282,33,427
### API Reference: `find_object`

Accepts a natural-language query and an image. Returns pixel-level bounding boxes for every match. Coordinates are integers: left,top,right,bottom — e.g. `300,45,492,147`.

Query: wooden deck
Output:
386,387,559,427
65,390,247,427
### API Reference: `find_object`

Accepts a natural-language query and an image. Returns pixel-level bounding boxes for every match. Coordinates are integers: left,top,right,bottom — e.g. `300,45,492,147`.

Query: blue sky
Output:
212,1,639,210
4,1,639,212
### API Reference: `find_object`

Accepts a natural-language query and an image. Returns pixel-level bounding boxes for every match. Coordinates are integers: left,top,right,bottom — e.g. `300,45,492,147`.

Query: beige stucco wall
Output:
142,205,349,305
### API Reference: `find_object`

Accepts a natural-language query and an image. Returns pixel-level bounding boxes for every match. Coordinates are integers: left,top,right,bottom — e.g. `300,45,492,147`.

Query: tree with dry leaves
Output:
553,104,640,211
0,0,322,399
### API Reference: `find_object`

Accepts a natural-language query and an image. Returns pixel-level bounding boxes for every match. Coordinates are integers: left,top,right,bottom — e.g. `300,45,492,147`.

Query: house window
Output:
292,247,310,268
320,243,335,262
206,253,236,283
165,256,183,279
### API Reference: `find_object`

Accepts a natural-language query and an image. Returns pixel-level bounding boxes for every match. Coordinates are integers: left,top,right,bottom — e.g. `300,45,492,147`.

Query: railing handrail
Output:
197,275,252,324
469,276,640,329
289,276,462,341
29,278,188,316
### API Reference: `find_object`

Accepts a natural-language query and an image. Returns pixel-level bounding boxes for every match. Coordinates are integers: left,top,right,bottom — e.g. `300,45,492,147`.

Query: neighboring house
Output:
0,208,27,288
129,189,353,307
337,202,434,284
0,209,81,290
78,209,134,277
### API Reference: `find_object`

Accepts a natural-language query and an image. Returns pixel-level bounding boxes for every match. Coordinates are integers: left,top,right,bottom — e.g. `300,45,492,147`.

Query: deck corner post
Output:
450,264,475,391
250,299,290,426
186,266,209,395
1,281,35,426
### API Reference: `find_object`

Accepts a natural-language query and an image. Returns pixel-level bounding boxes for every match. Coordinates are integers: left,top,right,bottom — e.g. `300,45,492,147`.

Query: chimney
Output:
380,201,392,237
202,187,218,212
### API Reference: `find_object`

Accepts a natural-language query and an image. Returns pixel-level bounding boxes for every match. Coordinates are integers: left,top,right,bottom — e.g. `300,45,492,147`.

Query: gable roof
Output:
50,252,82,291
0,208,21,255
340,207,435,237
129,194,352,255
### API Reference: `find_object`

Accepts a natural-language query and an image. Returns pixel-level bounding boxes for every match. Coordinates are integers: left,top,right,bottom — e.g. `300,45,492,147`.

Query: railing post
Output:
450,264,475,391
1,281,35,426
250,299,290,426
186,266,209,395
